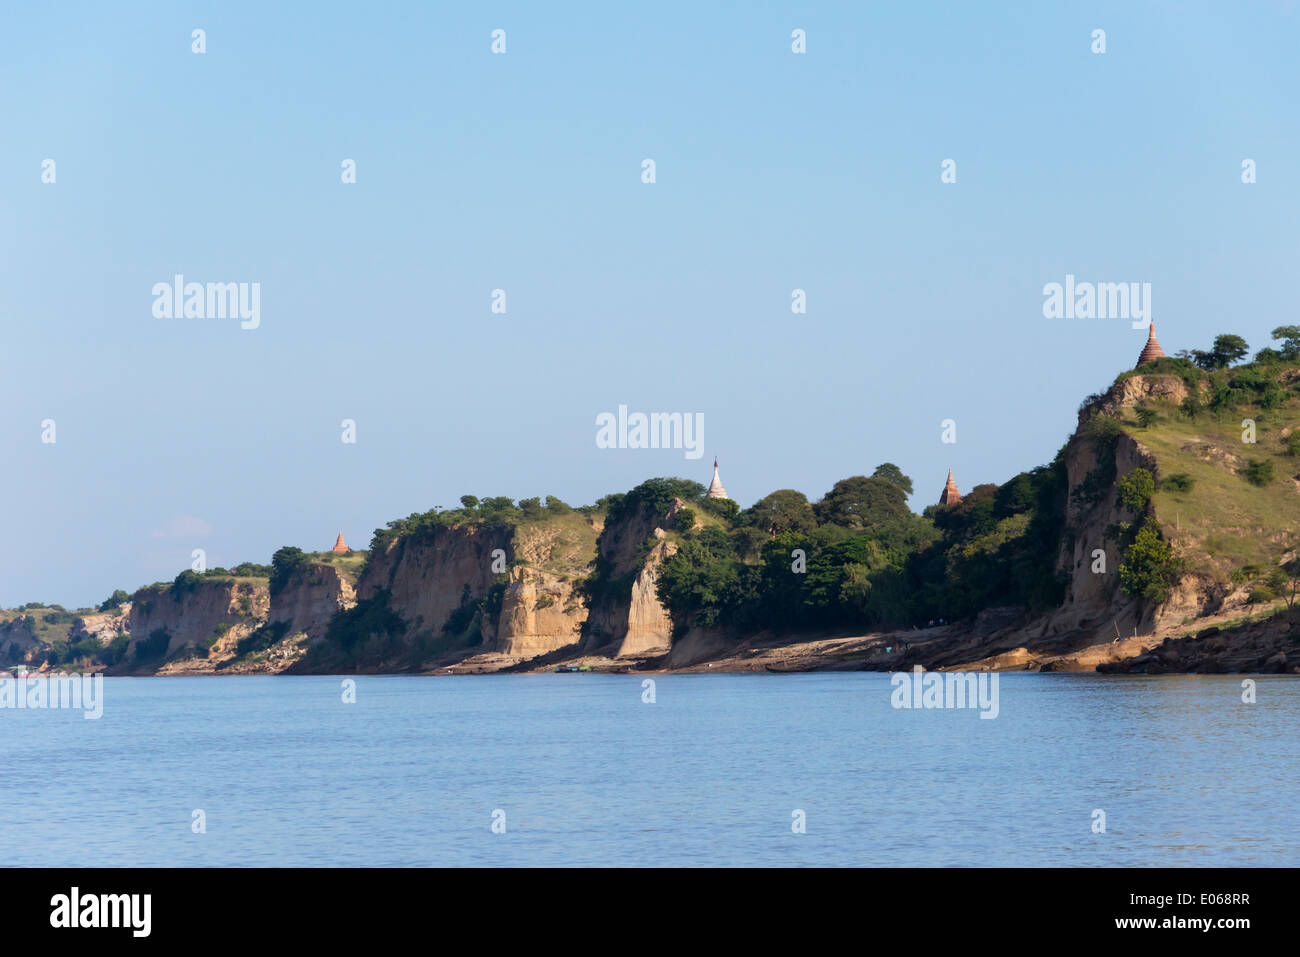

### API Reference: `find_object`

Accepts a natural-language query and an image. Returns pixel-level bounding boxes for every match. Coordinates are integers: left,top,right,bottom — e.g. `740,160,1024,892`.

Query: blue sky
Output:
2,1,1298,608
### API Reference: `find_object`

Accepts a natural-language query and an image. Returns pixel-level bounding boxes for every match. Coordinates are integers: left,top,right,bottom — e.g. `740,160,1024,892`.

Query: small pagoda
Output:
331,532,349,553
1136,321,1166,367
706,457,729,499
939,470,962,506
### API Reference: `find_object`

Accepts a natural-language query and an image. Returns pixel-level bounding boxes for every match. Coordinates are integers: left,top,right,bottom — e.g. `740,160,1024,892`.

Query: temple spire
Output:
939,469,962,506
706,457,729,499
1136,320,1166,367
331,532,348,553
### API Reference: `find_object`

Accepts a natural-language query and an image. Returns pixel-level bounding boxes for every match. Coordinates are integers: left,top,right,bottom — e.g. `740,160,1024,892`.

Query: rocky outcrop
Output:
582,501,683,656
69,604,131,645
1099,615,1300,674
127,578,269,663
495,567,585,655
1084,373,1195,425
1035,430,1154,644
619,532,677,657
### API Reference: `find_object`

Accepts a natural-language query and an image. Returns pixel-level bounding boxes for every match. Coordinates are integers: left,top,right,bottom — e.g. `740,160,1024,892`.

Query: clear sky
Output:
3,1,1298,609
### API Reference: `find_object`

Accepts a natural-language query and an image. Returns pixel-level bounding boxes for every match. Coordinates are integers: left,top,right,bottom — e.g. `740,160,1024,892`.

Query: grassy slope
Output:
302,551,368,586
511,511,603,580
1112,380,1300,581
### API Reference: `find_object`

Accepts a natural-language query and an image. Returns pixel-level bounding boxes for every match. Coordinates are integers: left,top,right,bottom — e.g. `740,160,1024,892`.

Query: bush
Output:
1243,459,1275,486
135,628,172,661
1286,432,1300,457
1117,468,1155,512
171,569,205,600
1134,405,1158,429
1118,521,1183,603
1160,473,1195,493
98,590,130,612
269,546,309,596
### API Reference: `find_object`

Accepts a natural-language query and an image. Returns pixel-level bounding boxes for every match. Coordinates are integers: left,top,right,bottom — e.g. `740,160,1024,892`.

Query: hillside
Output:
6,344,1300,676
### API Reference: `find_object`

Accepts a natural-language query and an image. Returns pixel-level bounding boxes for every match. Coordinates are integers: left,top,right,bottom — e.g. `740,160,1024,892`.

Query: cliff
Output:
0,615,40,664
269,562,357,638
125,577,269,669
581,501,683,658
9,360,1298,677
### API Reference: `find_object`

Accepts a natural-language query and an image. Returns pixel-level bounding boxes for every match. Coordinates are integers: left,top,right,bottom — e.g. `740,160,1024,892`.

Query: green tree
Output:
1118,521,1180,602
171,569,205,600
518,497,544,519
744,489,817,536
544,495,572,515
269,546,309,596
1192,334,1249,369
1134,405,1158,429
1271,325,1300,360
1117,468,1155,512
98,589,130,612
459,495,479,510
813,476,910,531
871,463,914,496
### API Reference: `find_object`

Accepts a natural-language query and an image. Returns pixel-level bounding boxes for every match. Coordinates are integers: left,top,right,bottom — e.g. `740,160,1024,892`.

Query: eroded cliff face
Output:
1038,430,1152,643
270,564,356,638
1028,374,1219,648
619,532,678,657
127,578,269,663
358,524,514,640
495,567,584,655
69,604,131,645
1090,373,1195,419
0,617,39,663
485,516,596,655
582,502,682,657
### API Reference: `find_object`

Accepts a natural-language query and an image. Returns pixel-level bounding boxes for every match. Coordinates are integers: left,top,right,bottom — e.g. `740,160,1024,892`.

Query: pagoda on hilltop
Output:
1136,320,1166,367
331,532,348,553
706,457,729,499
939,470,962,506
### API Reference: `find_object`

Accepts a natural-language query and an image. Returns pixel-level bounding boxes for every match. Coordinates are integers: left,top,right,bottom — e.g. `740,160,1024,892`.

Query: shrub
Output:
1134,405,1158,429
1117,468,1155,512
98,590,130,612
1160,473,1194,493
136,628,172,661
1118,521,1183,603
171,569,205,600
1243,459,1275,486
269,546,309,596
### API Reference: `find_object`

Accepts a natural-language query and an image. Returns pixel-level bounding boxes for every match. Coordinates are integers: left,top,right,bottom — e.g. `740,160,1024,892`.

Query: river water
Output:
2,672,1294,866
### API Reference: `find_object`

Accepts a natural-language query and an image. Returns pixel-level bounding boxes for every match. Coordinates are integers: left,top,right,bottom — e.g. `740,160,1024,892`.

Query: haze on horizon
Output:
3,1,1298,609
